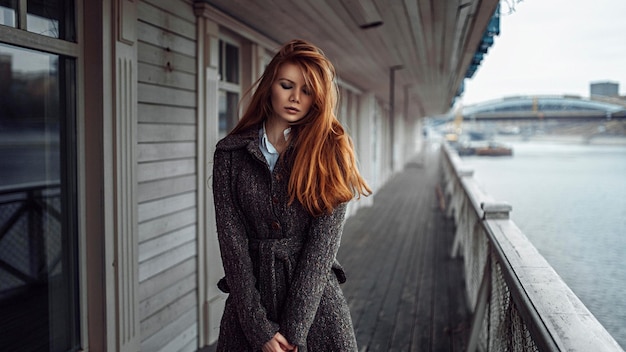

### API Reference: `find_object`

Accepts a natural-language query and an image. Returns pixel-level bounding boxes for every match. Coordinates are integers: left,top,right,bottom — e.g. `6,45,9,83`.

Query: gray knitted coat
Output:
212,127,358,352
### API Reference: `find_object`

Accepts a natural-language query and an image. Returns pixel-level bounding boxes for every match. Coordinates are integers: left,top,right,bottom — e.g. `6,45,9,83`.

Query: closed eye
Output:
280,82,293,90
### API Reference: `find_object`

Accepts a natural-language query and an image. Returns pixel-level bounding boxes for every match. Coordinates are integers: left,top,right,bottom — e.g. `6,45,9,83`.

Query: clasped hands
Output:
262,332,298,352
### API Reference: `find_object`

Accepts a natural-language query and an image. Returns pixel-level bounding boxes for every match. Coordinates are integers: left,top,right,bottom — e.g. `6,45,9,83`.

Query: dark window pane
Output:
0,0,16,27
218,40,239,84
0,43,79,352
219,91,239,139
27,0,74,40
225,43,239,84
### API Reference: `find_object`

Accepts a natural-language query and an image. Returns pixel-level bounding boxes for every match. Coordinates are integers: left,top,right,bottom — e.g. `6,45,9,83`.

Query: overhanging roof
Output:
201,0,500,118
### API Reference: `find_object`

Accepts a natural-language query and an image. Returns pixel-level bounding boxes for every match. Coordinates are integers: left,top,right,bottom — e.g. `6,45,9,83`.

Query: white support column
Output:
394,113,405,171
194,5,208,347
347,91,358,144
378,103,389,185
194,3,225,346
412,117,423,156
403,117,416,163
357,93,377,204
109,0,140,350
402,85,419,165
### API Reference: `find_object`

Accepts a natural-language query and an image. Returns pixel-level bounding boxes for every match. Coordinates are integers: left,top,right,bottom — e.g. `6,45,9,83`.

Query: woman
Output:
212,39,371,352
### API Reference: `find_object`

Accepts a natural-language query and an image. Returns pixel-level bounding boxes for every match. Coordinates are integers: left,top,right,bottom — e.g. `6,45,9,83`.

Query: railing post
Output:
481,201,512,220
449,169,474,258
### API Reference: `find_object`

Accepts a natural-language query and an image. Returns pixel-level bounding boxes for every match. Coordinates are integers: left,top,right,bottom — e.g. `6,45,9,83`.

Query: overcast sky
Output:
461,0,626,106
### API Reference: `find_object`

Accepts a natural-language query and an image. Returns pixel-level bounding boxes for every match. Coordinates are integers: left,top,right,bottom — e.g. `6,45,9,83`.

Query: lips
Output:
285,106,300,113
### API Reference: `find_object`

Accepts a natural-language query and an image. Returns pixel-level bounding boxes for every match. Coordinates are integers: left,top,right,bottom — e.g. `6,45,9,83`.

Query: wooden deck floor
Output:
337,145,470,352
202,145,471,351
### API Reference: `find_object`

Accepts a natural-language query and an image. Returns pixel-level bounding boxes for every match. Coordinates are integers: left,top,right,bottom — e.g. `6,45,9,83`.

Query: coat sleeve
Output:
279,202,348,346
212,149,279,349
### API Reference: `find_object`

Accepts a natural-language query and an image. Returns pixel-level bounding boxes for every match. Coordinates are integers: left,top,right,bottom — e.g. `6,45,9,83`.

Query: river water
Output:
458,140,626,348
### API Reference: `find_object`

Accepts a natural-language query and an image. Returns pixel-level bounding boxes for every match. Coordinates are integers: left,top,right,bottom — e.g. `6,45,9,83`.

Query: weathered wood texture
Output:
136,0,199,351
338,147,470,352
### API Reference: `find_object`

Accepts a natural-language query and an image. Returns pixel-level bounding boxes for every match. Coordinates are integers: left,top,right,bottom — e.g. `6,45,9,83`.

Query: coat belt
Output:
248,236,304,321
216,237,304,322
216,235,346,321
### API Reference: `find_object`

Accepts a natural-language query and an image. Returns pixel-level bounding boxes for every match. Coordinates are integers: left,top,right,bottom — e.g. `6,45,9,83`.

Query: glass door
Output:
0,1,78,350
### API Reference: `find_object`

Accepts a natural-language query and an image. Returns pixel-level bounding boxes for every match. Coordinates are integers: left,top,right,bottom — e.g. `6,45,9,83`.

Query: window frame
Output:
0,0,85,350
217,32,242,137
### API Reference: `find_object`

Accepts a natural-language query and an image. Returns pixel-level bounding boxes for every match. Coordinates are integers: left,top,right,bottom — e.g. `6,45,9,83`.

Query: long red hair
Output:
230,39,371,216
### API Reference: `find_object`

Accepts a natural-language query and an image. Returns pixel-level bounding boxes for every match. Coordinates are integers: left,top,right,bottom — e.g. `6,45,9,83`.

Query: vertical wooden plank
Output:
194,3,223,346
194,10,207,347
114,0,140,350
357,93,377,198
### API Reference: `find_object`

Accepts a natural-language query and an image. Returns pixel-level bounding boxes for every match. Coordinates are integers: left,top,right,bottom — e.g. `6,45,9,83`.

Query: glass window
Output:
0,0,17,27
27,0,74,40
219,39,239,84
219,90,239,139
0,43,79,352
218,37,241,137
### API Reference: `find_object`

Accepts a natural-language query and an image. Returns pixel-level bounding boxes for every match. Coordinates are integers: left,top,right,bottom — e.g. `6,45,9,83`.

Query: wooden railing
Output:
440,143,623,352
0,181,61,298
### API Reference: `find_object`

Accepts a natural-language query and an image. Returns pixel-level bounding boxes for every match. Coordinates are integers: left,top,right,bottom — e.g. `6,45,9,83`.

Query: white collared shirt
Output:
259,123,291,172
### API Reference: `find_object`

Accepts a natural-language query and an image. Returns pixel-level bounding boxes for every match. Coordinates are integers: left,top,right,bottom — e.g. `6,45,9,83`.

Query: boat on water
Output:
455,141,513,157
474,142,513,156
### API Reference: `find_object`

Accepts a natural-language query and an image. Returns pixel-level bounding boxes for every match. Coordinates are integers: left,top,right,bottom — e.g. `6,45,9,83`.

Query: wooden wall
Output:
136,0,199,351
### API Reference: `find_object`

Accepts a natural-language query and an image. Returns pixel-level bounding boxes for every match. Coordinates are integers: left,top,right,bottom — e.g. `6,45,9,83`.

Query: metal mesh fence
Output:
487,260,540,352
452,194,543,351
460,219,540,351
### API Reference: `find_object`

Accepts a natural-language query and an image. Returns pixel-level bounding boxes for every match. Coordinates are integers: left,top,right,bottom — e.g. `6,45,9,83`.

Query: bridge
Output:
427,95,626,142
461,95,626,121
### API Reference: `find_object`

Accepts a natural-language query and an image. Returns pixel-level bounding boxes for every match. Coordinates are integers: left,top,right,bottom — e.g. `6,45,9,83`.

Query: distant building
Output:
590,81,619,97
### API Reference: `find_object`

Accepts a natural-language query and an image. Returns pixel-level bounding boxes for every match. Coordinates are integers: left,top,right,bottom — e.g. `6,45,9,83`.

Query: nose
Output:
290,91,299,103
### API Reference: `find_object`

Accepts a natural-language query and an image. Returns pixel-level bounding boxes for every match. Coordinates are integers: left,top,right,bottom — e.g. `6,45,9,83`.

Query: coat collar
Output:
215,126,259,151
216,124,296,165
215,126,266,164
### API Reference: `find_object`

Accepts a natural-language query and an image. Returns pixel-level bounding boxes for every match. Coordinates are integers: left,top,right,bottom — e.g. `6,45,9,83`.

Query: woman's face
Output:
270,62,314,125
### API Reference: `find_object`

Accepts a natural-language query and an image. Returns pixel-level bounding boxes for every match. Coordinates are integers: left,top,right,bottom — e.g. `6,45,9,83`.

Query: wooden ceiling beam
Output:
203,0,500,117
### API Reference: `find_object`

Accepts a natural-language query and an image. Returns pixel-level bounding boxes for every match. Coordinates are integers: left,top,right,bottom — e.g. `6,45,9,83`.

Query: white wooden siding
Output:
139,225,196,263
138,159,196,183
138,175,196,202
139,192,196,221
139,258,196,301
138,104,196,124
138,208,197,244
138,141,196,162
138,83,197,107
137,0,199,350
139,291,197,350
138,42,197,75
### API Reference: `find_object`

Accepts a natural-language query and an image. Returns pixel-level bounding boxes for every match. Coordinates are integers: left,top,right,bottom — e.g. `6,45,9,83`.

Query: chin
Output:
282,115,305,124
